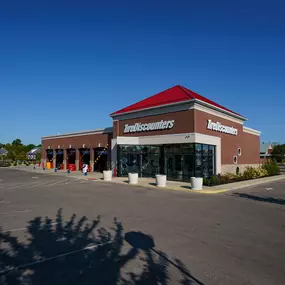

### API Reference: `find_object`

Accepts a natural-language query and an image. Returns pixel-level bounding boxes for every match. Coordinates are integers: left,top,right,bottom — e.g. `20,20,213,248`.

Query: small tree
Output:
36,152,41,162
12,139,22,146
27,144,36,151
271,144,285,163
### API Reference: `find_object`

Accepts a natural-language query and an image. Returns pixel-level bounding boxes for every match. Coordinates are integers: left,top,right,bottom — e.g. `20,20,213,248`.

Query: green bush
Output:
13,162,17,166
243,166,257,179
243,166,269,179
210,175,220,186
0,161,10,167
218,173,233,184
262,159,280,176
203,177,210,186
204,162,278,186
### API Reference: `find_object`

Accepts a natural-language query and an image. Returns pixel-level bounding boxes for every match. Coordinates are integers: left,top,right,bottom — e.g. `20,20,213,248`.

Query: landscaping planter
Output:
191,177,203,190
128,173,138,184
103,170,112,181
156,175,167,187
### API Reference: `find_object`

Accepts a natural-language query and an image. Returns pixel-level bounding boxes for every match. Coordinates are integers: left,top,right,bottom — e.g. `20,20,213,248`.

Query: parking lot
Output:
1,168,285,285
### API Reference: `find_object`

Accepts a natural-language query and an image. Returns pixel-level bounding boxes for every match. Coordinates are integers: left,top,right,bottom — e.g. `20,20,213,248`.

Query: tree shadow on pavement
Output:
0,209,203,285
233,193,285,205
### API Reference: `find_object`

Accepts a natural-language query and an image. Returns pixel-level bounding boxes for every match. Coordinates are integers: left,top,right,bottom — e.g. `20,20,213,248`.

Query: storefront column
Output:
75,148,80,171
63,149,67,170
53,149,56,169
41,149,46,168
111,139,117,177
41,158,46,168
90,148,94,172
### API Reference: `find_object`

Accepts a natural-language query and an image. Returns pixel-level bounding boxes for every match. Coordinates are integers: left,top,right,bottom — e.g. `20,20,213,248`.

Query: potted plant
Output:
190,177,203,190
128,173,138,184
156,174,167,187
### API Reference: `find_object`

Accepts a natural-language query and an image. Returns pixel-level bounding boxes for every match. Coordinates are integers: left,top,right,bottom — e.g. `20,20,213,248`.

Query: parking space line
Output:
3,222,58,233
30,180,56,187
0,209,32,215
64,180,77,185
0,240,114,275
7,182,42,189
6,182,26,187
47,179,69,186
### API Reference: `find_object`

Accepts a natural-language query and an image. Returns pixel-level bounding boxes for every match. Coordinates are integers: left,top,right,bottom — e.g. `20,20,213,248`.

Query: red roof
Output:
111,85,245,118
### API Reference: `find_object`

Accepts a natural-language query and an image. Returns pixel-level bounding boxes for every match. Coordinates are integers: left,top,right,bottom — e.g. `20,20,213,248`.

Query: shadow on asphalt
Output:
233,193,285,205
0,209,203,285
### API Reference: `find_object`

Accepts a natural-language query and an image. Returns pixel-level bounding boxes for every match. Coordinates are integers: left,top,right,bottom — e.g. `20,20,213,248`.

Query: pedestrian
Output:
83,164,88,176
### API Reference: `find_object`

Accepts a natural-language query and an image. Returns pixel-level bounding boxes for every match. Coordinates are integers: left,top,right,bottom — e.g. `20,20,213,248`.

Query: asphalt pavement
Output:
0,168,285,285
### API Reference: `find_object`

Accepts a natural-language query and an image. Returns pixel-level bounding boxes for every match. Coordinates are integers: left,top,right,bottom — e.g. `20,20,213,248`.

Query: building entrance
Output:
94,148,108,172
117,143,216,181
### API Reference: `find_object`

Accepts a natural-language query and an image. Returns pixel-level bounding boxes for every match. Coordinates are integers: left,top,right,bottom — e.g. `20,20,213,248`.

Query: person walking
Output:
82,163,88,176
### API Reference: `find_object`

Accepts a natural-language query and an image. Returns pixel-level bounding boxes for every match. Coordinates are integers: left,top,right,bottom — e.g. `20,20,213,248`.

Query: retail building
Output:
41,85,261,181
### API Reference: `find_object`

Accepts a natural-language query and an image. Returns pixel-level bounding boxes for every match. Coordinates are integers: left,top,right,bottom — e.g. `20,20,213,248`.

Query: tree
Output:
12,139,22,146
27,144,36,151
271,144,285,163
36,152,41,162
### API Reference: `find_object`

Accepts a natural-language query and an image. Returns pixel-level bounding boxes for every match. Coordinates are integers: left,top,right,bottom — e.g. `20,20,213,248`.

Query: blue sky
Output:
0,0,284,145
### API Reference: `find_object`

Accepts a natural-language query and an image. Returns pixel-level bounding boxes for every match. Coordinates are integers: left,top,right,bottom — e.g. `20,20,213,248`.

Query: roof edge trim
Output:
111,99,247,121
42,127,113,140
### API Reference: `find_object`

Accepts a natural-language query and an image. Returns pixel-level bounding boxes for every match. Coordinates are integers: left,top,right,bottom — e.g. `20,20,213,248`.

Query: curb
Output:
105,180,227,194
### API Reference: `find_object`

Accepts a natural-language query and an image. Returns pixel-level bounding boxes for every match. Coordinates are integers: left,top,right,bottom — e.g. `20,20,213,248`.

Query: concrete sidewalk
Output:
11,165,285,194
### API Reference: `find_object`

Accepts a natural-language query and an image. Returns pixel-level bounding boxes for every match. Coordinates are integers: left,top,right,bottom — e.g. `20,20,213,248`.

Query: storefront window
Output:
117,143,215,181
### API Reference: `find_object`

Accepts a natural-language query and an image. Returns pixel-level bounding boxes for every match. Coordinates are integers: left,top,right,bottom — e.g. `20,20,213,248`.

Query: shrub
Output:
210,175,220,186
262,159,280,176
13,162,17,166
218,173,234,184
243,166,269,179
255,167,268,177
203,177,210,186
243,166,257,179
0,161,10,167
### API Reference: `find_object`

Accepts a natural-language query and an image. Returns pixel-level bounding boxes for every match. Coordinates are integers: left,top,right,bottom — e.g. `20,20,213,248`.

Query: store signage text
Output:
124,120,175,133
207,120,238,136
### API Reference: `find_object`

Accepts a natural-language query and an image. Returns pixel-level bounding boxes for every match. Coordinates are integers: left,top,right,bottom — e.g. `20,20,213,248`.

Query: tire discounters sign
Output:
207,119,238,136
124,120,174,133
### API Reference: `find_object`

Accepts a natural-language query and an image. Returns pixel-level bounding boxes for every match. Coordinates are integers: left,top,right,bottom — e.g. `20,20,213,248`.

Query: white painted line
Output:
265,188,273,191
0,209,32,215
64,180,76,185
6,182,25,187
32,177,39,179
0,239,114,275
7,182,41,189
30,181,55,187
0,179,3,182
3,222,58,233
47,179,69,186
